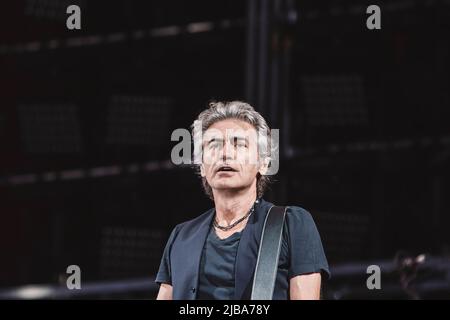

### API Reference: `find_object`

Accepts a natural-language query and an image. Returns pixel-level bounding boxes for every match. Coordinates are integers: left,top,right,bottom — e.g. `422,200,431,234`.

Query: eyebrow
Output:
204,136,248,146
205,137,224,146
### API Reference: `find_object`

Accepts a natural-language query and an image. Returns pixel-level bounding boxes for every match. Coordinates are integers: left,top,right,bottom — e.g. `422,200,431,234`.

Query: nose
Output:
222,140,235,161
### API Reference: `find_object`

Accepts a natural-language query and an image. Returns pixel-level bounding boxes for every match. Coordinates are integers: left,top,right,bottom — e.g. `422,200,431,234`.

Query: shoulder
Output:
285,205,316,225
282,205,322,239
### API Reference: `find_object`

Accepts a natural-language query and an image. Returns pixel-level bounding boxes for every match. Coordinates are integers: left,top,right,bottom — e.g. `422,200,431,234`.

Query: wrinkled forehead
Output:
202,125,258,144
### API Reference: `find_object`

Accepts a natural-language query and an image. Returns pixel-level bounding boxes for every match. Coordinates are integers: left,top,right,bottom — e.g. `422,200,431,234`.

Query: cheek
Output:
236,148,258,165
240,165,259,180
203,151,219,166
206,165,215,176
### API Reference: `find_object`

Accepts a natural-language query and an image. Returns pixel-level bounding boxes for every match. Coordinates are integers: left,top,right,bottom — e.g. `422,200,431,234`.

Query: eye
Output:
209,141,222,149
233,138,246,148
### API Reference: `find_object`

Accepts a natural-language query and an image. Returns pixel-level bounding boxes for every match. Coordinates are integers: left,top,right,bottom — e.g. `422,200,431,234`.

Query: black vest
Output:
169,198,274,300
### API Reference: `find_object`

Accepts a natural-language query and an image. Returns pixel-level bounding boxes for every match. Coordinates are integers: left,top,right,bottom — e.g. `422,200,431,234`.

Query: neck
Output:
213,187,257,226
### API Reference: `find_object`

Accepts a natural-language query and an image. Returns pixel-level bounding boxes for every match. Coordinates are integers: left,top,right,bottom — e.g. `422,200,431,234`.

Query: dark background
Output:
0,0,449,299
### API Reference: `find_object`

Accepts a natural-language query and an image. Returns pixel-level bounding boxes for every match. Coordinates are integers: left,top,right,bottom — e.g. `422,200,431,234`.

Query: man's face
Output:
200,118,267,195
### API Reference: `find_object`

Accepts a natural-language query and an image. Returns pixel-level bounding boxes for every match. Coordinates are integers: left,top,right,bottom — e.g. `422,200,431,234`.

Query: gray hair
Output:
191,100,274,200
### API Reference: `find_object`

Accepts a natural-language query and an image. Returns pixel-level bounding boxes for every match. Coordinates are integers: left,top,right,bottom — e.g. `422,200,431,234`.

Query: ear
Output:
258,157,271,176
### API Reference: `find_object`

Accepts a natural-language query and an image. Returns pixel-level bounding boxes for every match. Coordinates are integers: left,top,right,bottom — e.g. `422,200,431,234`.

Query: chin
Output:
213,182,249,192
214,183,237,189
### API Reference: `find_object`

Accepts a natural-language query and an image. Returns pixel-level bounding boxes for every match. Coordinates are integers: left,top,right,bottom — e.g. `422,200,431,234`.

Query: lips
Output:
215,165,238,173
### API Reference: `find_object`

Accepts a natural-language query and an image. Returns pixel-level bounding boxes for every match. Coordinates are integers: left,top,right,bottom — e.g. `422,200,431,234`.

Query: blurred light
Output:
8,174,37,185
25,42,41,52
150,26,181,37
90,166,121,178
84,35,103,46
61,169,85,180
1,18,244,55
11,285,54,299
416,254,426,264
142,161,160,172
186,22,214,33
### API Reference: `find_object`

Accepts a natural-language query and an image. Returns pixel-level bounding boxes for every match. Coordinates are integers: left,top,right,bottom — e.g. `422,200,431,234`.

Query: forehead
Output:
203,119,257,138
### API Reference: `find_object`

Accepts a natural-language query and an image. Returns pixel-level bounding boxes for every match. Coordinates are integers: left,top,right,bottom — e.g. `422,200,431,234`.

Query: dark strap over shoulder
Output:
251,205,287,300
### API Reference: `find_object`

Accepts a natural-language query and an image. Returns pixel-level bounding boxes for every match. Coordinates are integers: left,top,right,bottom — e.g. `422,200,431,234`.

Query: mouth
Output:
215,165,238,174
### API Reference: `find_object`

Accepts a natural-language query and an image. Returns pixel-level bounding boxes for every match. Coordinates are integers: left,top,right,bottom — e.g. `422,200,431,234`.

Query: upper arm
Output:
155,225,180,289
285,207,330,280
156,283,173,300
289,272,322,300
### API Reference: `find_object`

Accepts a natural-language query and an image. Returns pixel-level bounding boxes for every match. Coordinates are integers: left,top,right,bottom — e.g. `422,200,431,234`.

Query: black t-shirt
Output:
156,206,330,299
197,227,242,300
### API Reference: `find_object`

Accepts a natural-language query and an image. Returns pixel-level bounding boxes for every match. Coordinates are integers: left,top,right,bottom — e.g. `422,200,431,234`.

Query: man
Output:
156,101,330,300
